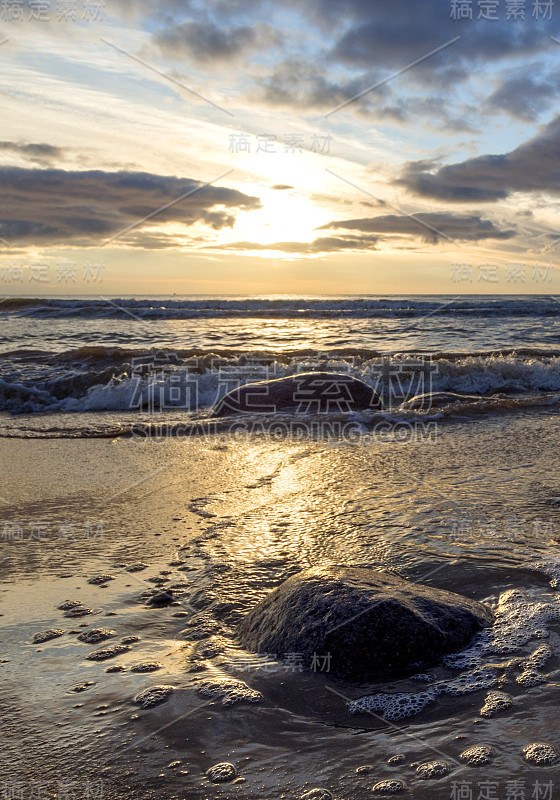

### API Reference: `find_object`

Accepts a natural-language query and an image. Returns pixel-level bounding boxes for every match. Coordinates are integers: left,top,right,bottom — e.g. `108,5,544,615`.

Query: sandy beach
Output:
3,408,560,799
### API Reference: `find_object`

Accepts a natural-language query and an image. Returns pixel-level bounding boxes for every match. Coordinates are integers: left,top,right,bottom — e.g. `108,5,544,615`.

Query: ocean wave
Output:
3,347,560,415
2,295,560,320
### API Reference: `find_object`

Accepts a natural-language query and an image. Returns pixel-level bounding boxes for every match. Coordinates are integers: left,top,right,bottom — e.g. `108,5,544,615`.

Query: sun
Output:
232,188,329,248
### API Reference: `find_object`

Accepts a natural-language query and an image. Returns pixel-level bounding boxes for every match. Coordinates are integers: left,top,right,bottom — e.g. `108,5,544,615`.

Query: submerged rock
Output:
237,566,492,681
213,372,381,416
401,392,482,410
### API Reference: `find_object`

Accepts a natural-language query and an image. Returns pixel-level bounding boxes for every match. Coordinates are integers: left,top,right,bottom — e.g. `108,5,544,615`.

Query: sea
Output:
3,294,560,798
2,293,560,436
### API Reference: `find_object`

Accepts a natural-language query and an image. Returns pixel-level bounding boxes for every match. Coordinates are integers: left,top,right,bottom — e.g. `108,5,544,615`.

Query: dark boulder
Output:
237,566,493,681
213,372,381,416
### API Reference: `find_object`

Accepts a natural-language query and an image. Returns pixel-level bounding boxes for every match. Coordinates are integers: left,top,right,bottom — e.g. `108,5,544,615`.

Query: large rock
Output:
237,566,493,681
213,372,381,416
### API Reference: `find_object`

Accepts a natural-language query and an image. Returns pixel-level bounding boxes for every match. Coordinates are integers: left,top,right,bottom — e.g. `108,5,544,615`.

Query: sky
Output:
2,0,560,295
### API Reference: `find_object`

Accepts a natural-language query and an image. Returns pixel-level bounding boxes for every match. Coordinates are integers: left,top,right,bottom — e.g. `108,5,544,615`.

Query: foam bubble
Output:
69,681,95,693
372,780,406,794
480,691,513,717
57,600,82,610
515,643,553,686
526,643,553,669
63,606,93,618
460,745,494,766
181,612,223,641
77,628,115,644
206,763,237,784
130,662,162,673
444,589,560,669
133,685,174,709
197,677,262,707
523,742,559,766
349,668,498,722
516,668,547,687
86,644,132,661
32,629,64,643
416,761,450,779
349,586,558,723
531,557,560,589
349,688,438,722
87,575,115,585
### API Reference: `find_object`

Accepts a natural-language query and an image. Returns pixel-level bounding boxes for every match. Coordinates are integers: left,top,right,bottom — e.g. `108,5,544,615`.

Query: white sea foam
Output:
349,589,560,722
3,350,560,415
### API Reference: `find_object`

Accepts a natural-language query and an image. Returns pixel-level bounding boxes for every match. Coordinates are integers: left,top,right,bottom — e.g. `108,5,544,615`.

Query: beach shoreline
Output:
3,414,560,797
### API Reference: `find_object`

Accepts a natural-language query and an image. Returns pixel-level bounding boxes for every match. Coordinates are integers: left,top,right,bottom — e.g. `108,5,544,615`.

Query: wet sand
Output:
3,413,560,798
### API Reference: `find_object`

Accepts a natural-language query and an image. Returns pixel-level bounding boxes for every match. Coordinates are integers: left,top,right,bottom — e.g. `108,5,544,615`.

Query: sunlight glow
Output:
232,188,329,248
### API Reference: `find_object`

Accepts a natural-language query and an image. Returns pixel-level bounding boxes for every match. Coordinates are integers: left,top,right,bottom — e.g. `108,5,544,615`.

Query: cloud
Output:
0,167,260,247
0,141,64,165
111,0,560,128
215,235,379,253
253,58,393,116
252,59,478,128
153,20,281,64
320,213,516,243
485,72,558,120
308,0,559,76
398,116,560,202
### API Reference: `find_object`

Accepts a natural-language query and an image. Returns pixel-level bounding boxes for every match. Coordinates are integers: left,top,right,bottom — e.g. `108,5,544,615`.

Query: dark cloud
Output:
303,0,559,77
485,72,558,120
253,58,392,116
114,0,264,23
320,213,516,243
253,59,479,128
0,141,64,165
153,20,281,63
272,184,293,190
0,168,260,247
398,116,560,202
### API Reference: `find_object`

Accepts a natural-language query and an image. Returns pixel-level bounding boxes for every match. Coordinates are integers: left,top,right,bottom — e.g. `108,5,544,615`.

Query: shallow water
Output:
3,411,560,798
